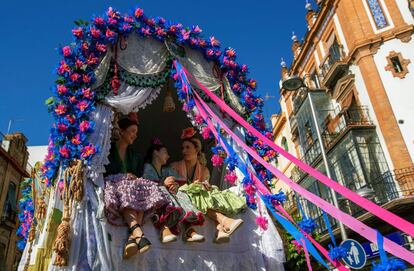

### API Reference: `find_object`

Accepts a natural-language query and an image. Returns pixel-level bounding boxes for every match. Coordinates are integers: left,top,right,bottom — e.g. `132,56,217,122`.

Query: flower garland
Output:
42,6,276,186
16,178,34,251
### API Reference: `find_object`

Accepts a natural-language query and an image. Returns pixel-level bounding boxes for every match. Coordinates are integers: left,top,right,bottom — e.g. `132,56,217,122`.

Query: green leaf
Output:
45,97,55,105
55,77,66,84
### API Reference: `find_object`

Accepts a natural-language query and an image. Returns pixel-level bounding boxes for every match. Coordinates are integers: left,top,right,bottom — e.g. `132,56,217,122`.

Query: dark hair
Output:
118,118,138,131
182,137,207,166
145,140,166,163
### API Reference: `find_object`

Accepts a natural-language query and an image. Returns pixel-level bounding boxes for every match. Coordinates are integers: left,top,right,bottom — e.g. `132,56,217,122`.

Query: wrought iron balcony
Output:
319,43,348,88
322,106,375,149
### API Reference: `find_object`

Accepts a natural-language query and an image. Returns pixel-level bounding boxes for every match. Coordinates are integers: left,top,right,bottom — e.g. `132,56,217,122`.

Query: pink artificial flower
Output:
232,83,241,91
75,59,84,69
241,64,248,73
66,115,75,124
95,43,107,53
181,29,190,40
199,39,207,47
291,240,303,254
124,15,134,23
69,96,77,104
249,79,257,89
193,25,202,33
70,73,81,82
181,127,196,139
201,126,211,140
57,85,68,95
57,61,70,74
108,17,117,25
151,137,162,145
134,8,144,18
72,27,83,38
224,171,238,185
169,25,177,33
106,7,116,18
81,144,97,158
209,36,220,47
58,123,68,133
244,183,256,196
55,104,67,115
195,114,204,125
77,101,88,111
79,120,90,132
190,38,198,46
248,196,256,204
146,18,155,26
81,42,89,51
71,134,81,145
87,54,99,65
256,216,269,231
82,88,93,99
122,23,133,31
57,179,65,195
94,17,105,25
90,27,101,39
82,74,91,83
225,48,236,58
106,29,116,39
211,154,224,167
141,27,151,36
206,49,214,57
62,46,71,57
59,146,70,158
156,27,166,37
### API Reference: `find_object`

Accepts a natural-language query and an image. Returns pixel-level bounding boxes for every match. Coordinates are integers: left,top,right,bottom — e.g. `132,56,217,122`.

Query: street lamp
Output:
282,76,348,241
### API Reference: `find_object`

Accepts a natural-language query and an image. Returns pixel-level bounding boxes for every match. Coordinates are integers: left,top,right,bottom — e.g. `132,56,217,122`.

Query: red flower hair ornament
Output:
181,127,197,139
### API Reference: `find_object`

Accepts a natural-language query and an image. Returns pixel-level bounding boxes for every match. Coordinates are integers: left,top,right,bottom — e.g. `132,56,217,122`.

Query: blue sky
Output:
0,0,310,145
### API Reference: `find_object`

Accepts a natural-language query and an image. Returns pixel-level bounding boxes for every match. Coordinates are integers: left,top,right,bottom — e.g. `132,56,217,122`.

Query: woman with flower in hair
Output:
143,138,205,243
172,128,246,243
103,113,173,259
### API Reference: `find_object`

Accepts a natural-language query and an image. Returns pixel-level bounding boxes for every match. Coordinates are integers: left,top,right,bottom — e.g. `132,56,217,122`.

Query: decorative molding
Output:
385,51,411,79
369,41,383,54
396,30,413,43
332,74,355,101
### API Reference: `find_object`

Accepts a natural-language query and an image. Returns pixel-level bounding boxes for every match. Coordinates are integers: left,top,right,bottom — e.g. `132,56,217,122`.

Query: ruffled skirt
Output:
179,184,246,216
104,173,171,226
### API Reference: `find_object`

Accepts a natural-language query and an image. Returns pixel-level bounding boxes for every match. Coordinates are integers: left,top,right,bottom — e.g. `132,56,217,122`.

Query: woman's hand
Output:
168,184,178,194
164,176,176,188
202,181,212,191
194,180,211,190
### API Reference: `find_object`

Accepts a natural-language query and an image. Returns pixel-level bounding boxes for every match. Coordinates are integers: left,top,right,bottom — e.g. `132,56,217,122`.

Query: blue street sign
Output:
361,232,405,259
340,239,367,269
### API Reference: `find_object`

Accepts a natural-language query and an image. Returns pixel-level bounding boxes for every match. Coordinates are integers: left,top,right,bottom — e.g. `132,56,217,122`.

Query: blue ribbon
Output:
259,194,331,270
372,231,407,271
216,130,331,269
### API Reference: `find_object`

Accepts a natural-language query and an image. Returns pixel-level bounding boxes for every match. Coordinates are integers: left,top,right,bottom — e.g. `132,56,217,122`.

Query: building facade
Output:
0,133,30,271
273,0,414,265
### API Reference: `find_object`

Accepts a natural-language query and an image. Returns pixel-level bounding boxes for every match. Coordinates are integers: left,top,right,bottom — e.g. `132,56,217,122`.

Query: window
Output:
390,57,403,73
385,51,411,79
281,137,289,152
2,182,17,222
366,0,389,29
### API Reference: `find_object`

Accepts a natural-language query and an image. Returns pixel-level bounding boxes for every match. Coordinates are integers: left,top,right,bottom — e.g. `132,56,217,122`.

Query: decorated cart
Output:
17,6,414,271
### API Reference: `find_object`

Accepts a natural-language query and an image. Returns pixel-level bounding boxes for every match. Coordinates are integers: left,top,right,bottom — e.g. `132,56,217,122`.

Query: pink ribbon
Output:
179,60,414,240
188,79,414,265
301,238,313,271
194,93,349,270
